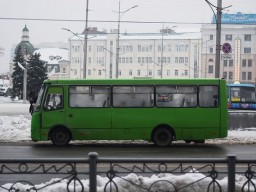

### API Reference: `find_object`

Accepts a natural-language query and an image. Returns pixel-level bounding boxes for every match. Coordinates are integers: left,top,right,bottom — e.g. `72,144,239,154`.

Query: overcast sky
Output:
0,0,255,73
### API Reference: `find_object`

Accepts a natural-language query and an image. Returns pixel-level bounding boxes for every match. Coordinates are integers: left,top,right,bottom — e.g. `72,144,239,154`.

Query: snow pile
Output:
0,115,30,141
1,172,255,192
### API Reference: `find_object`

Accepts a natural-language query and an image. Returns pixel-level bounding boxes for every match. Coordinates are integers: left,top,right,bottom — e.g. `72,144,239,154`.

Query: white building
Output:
201,12,256,84
68,29,201,79
34,48,69,79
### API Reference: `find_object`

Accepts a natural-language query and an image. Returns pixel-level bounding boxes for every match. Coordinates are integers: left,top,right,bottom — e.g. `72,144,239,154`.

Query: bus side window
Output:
199,86,219,107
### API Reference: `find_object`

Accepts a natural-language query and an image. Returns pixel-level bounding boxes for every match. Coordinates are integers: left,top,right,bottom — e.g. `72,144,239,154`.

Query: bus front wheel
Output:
153,127,173,147
50,127,71,146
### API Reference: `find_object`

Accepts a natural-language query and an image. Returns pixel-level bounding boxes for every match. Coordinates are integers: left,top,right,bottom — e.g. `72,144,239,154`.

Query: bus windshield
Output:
230,86,256,102
34,85,45,112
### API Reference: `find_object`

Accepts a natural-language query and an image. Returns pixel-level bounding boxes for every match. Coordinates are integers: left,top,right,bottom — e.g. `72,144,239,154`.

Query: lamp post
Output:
114,1,138,79
202,39,211,78
160,25,177,78
18,55,28,104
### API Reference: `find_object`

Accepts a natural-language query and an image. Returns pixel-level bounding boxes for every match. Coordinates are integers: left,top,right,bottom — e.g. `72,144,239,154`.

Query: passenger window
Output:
199,86,219,107
156,85,197,108
69,86,111,108
113,86,154,107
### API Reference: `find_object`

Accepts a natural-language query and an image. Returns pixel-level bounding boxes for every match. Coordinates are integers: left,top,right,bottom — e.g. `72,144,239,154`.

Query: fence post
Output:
88,152,98,192
227,154,236,192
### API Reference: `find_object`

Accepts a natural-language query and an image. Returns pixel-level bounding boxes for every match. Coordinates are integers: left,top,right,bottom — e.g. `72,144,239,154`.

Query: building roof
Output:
70,31,201,41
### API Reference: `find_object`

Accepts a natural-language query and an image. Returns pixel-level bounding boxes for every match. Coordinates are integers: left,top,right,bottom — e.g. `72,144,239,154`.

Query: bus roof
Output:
227,83,255,87
43,78,224,86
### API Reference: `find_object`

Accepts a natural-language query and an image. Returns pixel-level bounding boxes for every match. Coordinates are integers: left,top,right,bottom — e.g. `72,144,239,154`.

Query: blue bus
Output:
227,83,256,110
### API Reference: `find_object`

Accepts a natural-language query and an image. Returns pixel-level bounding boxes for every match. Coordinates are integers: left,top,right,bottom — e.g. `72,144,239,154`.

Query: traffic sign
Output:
222,43,232,54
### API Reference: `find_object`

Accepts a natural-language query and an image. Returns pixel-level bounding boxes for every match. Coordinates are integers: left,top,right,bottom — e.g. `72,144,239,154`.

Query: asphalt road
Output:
0,142,255,159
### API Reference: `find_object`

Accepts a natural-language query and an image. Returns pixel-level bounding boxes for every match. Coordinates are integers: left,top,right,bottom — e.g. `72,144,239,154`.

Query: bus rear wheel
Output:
50,127,71,146
153,127,173,147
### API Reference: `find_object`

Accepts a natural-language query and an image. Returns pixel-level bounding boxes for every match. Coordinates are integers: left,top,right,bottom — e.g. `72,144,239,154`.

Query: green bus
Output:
31,78,228,146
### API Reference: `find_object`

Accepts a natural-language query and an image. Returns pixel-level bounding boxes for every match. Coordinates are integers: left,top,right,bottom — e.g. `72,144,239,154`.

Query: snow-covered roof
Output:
70,31,201,41
34,48,68,65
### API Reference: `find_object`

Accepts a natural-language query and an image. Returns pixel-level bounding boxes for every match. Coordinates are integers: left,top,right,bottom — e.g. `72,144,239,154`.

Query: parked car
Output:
0,85,11,97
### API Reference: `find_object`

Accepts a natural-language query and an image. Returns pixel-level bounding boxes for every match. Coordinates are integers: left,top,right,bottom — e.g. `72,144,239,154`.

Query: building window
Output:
88,69,91,76
137,70,141,76
210,35,213,40
248,72,252,80
157,70,161,76
138,45,141,52
244,48,251,53
129,70,132,76
229,60,233,67
209,47,213,53
242,60,246,67
208,65,213,74
224,60,228,67
175,70,178,76
248,59,252,67
244,34,251,41
242,72,246,80
223,72,227,79
149,70,152,76
229,72,233,80
226,34,232,41
97,46,104,52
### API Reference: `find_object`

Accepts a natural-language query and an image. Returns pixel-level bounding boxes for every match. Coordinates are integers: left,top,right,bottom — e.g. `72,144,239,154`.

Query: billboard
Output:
212,12,256,24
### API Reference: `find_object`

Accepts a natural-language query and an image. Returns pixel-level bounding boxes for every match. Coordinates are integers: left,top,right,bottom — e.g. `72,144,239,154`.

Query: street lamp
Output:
18,54,29,104
62,28,96,79
114,1,138,79
160,25,177,78
62,28,85,78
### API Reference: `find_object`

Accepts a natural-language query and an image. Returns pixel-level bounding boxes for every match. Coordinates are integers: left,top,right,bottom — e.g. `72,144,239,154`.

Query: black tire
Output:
50,127,71,146
185,140,192,144
153,127,173,147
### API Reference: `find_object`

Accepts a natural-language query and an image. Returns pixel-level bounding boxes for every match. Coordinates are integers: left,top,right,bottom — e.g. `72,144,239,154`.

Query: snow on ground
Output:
0,96,256,191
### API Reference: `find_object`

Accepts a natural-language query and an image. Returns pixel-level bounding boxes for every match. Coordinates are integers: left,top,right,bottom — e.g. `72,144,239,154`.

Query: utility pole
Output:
160,25,164,79
215,0,222,78
114,2,138,79
83,0,89,79
116,1,121,79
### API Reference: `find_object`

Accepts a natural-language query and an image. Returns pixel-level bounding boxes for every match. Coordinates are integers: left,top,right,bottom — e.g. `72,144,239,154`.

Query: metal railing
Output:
0,153,255,192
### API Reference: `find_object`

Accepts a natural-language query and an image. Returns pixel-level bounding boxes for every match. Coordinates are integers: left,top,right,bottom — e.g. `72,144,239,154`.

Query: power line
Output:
0,17,209,25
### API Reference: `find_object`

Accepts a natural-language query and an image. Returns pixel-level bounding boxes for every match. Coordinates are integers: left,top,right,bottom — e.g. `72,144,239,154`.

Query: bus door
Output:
66,85,112,140
42,86,65,134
